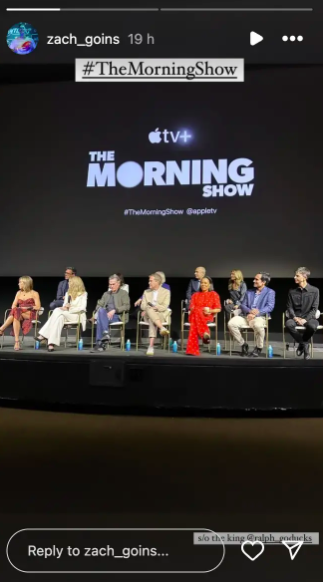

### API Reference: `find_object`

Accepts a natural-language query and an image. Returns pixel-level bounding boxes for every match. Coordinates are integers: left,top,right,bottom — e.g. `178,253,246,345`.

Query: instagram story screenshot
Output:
0,0,323,580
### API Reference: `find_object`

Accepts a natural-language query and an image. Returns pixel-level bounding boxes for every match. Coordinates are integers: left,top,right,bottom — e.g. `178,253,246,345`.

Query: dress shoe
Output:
303,344,310,360
249,347,262,358
296,343,304,357
241,343,249,356
101,331,111,344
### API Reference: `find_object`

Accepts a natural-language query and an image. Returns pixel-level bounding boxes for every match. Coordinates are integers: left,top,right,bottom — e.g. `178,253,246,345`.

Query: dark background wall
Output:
1,68,323,278
1,277,322,339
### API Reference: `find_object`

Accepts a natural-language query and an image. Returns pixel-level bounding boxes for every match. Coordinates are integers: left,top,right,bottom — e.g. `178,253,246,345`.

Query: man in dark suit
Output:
186,266,206,305
50,267,77,310
285,267,320,360
228,272,275,357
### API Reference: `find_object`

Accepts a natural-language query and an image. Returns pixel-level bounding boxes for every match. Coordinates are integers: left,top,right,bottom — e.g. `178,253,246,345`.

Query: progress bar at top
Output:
6,7,159,10
6,7,314,11
162,6,313,9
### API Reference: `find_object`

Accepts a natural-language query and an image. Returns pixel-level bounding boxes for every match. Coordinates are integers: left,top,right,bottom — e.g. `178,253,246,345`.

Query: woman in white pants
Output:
37,276,87,352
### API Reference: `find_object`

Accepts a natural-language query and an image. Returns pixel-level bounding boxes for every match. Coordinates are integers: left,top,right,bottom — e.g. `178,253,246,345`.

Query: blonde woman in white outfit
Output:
37,277,87,352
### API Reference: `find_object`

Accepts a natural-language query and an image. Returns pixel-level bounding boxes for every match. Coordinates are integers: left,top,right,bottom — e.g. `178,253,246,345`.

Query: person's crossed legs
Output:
143,307,169,356
95,307,120,351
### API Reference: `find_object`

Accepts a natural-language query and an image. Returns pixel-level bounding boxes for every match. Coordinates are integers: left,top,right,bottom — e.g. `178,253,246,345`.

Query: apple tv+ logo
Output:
149,128,192,144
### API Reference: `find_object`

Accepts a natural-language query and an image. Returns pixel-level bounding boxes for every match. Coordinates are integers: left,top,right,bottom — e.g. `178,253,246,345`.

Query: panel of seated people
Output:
0,266,321,359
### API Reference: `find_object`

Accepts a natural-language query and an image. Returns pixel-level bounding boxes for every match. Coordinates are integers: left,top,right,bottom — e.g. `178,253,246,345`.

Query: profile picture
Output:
7,22,38,55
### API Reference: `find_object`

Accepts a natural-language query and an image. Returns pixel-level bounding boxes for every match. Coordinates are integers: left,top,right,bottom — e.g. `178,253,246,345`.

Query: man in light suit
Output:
141,273,170,356
50,266,76,310
228,272,275,357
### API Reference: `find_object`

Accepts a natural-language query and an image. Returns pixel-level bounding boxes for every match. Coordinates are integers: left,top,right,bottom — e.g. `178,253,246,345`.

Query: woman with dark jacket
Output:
224,270,247,319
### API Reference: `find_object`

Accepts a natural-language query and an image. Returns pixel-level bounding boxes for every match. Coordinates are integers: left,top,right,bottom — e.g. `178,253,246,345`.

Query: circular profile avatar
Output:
7,22,38,55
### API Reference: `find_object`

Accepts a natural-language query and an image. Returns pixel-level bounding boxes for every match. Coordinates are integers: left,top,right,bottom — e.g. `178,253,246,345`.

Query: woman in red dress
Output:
0,276,41,350
186,276,221,356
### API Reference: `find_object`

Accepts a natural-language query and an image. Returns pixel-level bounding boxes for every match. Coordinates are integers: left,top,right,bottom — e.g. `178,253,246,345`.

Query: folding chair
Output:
91,311,127,350
229,313,270,357
180,299,218,353
283,310,322,359
1,307,44,349
136,308,172,351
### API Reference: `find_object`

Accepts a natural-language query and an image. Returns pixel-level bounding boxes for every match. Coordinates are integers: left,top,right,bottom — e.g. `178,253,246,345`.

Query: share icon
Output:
281,540,304,560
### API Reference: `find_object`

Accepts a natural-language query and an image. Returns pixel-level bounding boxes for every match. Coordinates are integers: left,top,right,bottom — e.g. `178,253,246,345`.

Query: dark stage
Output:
1,338,323,415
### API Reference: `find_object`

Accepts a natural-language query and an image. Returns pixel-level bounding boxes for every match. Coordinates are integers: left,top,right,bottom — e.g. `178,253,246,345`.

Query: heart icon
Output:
241,541,265,561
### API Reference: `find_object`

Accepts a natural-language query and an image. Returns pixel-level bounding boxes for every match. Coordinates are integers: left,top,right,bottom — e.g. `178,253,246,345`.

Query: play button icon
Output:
250,31,264,46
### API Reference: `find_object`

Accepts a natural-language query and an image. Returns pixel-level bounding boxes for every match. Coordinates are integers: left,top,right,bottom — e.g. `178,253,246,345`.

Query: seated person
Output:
141,273,170,356
50,266,76,310
228,272,275,358
285,267,320,360
37,276,87,352
93,274,130,351
186,276,221,356
224,270,247,320
134,271,170,307
186,266,211,305
91,273,128,321
0,276,41,351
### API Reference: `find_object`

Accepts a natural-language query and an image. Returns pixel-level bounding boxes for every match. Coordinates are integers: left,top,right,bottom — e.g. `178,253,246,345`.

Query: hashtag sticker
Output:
82,61,95,76
76,59,244,82
124,209,128,215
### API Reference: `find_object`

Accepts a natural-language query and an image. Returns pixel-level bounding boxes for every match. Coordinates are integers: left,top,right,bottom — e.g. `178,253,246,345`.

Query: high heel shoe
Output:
47,345,54,352
14,340,20,351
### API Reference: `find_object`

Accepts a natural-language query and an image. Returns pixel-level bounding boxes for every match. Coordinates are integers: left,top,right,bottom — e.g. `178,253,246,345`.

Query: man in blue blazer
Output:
50,266,77,310
228,272,275,357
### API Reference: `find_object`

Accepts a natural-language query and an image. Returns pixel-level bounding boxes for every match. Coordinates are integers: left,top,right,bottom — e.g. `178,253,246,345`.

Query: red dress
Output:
9,298,35,336
186,291,221,356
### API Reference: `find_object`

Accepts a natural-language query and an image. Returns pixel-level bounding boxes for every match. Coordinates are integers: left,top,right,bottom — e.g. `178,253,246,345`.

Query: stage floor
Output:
0,337,323,415
0,337,322,360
